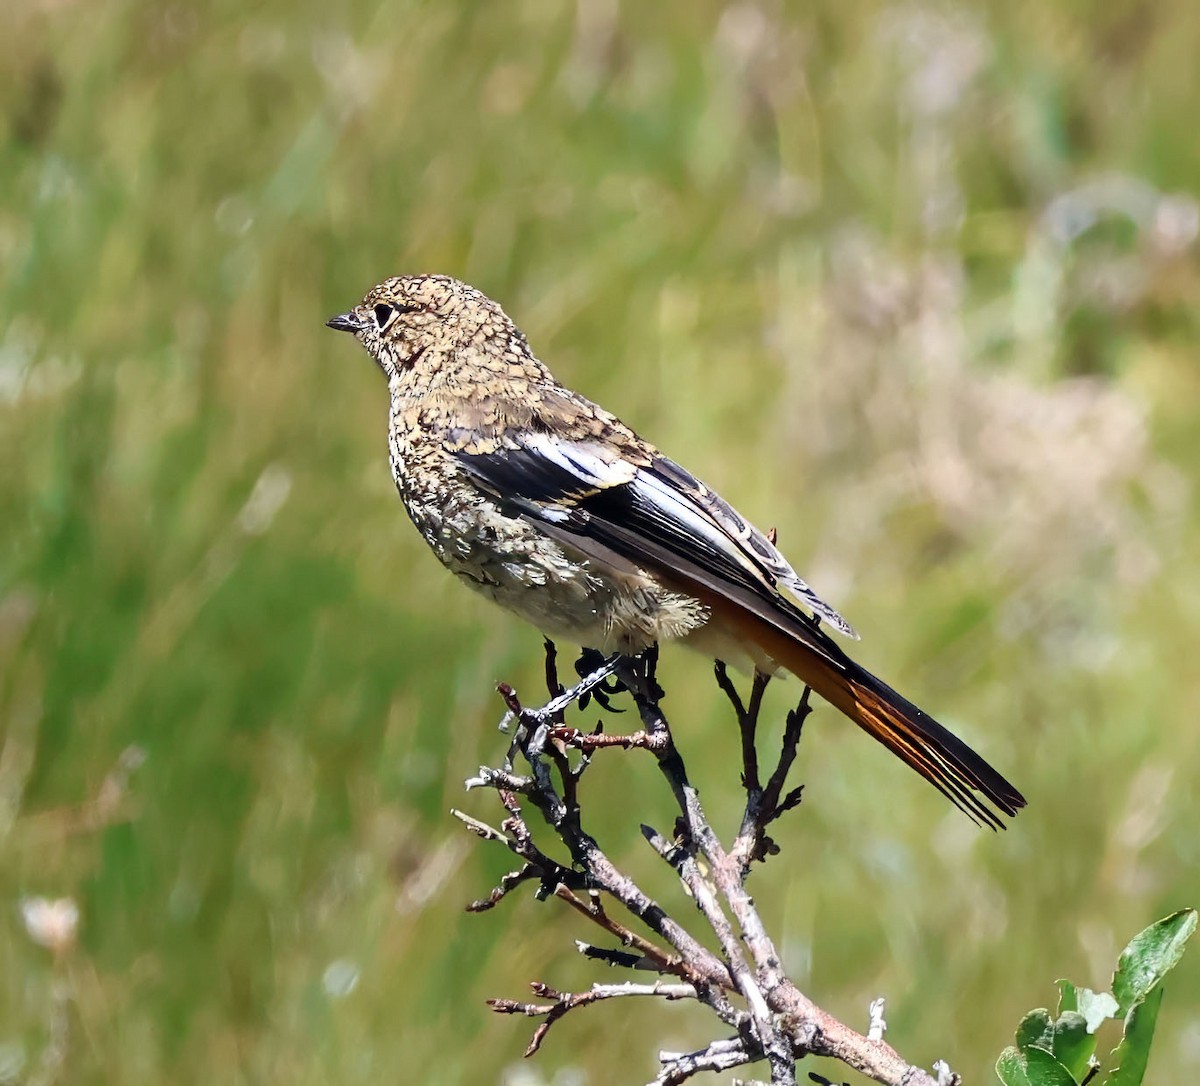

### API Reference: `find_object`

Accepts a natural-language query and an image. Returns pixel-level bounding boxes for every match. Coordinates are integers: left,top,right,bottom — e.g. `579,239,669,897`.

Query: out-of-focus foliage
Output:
1,1,1199,1083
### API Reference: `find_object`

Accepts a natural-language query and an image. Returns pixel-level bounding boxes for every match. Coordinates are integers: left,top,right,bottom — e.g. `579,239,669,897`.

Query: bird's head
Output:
326,274,521,386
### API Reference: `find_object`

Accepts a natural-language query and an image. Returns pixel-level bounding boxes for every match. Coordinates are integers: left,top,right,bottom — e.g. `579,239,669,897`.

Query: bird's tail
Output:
801,648,1025,829
715,602,1026,828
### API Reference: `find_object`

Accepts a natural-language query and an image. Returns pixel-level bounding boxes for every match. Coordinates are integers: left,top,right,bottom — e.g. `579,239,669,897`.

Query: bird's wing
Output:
449,429,856,638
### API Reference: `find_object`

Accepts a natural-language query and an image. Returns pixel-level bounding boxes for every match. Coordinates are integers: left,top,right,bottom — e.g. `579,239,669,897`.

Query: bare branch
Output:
655,1037,756,1084
714,661,770,795
464,863,540,913
458,640,951,1086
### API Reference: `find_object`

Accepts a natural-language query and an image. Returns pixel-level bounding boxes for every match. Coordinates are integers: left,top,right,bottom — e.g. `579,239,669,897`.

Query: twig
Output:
617,667,792,1085
547,724,672,753
491,980,701,1057
555,886,688,977
714,661,770,794
472,679,738,995
868,998,887,1042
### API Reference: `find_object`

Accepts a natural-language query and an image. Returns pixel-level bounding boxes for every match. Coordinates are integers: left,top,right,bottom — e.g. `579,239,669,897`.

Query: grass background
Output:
3,0,1200,1082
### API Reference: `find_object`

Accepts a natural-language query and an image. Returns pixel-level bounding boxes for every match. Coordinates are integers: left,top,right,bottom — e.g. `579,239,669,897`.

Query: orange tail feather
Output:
710,600,1026,828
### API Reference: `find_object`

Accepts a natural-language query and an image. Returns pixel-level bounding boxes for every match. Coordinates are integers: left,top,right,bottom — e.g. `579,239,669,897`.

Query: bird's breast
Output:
388,436,709,653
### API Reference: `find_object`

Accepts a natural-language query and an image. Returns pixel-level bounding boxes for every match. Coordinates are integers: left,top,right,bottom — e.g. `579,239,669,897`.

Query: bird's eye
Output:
372,302,420,331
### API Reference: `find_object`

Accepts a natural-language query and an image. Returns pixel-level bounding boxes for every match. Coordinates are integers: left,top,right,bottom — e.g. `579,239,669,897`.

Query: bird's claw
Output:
573,648,627,712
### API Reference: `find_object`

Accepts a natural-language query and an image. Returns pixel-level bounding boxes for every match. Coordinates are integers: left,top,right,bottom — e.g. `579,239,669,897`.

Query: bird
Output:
326,274,1025,828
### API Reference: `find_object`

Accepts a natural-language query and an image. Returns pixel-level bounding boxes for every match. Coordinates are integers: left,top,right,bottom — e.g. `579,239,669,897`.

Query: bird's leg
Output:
613,644,665,705
499,645,624,767
527,650,622,733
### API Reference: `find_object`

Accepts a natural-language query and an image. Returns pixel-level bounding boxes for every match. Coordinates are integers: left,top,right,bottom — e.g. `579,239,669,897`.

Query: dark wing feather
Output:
454,436,612,506
649,456,857,637
451,432,854,637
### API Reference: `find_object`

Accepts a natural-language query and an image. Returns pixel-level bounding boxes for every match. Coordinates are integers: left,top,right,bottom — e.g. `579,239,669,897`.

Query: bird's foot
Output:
533,651,622,723
499,647,661,768
572,648,628,712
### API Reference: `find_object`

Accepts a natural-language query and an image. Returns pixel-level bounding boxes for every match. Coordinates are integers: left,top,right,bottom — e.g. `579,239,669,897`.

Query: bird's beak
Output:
326,311,368,334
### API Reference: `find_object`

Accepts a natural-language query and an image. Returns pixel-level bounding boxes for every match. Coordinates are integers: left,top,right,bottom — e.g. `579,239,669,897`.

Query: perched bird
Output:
327,275,1025,827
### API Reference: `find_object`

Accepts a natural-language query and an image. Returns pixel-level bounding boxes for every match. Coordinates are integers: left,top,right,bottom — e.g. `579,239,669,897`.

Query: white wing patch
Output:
519,431,637,489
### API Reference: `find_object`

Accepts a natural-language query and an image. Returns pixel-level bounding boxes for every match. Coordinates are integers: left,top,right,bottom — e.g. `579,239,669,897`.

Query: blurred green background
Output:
2,0,1199,1082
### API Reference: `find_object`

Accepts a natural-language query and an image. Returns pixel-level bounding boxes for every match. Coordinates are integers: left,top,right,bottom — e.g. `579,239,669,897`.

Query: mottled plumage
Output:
327,275,1025,827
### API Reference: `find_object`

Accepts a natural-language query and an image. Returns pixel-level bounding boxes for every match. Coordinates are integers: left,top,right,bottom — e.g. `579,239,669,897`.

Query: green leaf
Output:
1007,913,1195,1086
1050,1011,1095,1081
1024,1046,1080,1086
1004,1009,1090,1086
1112,910,1197,1016
1016,1009,1055,1053
997,1046,1033,1086
1103,986,1164,1086
1009,1006,1095,1081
